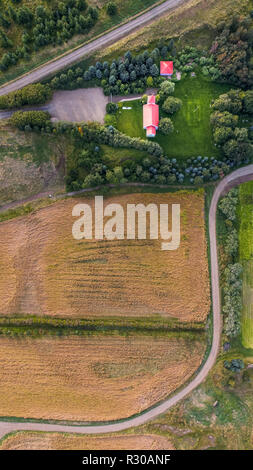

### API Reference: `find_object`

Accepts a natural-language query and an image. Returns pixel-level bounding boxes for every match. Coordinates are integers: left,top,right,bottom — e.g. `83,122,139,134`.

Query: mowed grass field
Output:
0,192,210,322
239,181,253,349
0,432,174,450
115,76,231,160
0,334,205,421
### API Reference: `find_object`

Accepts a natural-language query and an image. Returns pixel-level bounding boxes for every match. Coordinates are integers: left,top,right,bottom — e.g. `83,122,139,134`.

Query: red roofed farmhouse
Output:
160,61,173,76
143,95,159,138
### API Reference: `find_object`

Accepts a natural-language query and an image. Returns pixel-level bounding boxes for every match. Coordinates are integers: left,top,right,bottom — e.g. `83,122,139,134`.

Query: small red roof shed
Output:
160,61,173,76
143,95,159,138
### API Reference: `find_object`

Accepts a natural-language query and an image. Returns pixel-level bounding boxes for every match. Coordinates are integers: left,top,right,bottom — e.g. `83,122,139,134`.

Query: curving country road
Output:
0,0,187,96
0,164,252,440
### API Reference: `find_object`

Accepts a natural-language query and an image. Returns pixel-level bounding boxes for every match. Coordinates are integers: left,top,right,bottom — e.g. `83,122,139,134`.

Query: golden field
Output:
0,192,210,322
0,432,174,450
0,335,205,421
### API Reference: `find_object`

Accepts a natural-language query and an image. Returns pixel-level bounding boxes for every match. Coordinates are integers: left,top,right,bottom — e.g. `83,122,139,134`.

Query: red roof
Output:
146,126,156,137
143,95,159,137
147,95,156,105
160,61,173,76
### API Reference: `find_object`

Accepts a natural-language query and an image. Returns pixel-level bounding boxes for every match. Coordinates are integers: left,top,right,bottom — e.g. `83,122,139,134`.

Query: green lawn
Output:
239,181,253,349
115,75,231,160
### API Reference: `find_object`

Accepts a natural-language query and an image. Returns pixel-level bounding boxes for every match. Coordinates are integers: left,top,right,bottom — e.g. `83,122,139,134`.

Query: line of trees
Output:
9,110,51,130
0,83,52,109
219,188,242,338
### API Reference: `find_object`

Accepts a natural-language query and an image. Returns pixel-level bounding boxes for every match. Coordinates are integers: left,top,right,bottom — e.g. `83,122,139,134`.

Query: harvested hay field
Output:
0,432,174,450
0,335,205,421
0,191,210,322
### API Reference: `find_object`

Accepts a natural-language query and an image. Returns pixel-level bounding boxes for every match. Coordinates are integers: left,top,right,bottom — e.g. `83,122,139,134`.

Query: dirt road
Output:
0,165,252,439
0,0,186,96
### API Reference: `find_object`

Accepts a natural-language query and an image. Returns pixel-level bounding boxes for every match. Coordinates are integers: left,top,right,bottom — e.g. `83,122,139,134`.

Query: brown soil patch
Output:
0,192,210,322
0,432,174,450
0,335,205,421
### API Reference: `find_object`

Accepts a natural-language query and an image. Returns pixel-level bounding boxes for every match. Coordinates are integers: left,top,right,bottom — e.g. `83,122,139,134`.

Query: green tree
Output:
234,127,248,142
223,139,253,162
146,76,153,87
150,64,159,77
16,6,33,26
212,91,242,114
162,96,182,115
213,126,234,145
210,111,238,129
106,102,118,114
10,111,50,130
0,84,52,109
106,2,117,16
243,90,253,114
159,80,175,100
159,117,174,135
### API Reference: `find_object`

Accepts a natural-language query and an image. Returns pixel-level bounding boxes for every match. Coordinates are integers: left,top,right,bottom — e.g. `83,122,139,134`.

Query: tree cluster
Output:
0,1,98,71
210,15,253,88
219,188,242,339
49,44,224,95
211,89,253,165
10,110,51,130
173,45,220,81
50,45,176,94
223,263,243,338
224,359,244,372
82,49,161,96
0,83,52,109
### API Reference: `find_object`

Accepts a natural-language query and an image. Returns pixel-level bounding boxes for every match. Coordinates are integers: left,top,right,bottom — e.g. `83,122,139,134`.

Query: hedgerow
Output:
219,188,242,339
9,110,51,130
0,83,52,109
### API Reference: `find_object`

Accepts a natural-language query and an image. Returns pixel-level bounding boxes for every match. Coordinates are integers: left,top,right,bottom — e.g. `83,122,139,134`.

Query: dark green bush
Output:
0,84,53,109
10,110,51,130
106,102,118,114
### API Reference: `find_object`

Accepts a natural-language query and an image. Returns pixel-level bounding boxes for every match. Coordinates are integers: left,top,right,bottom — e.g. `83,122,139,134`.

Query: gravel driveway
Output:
49,88,109,123
0,88,109,123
